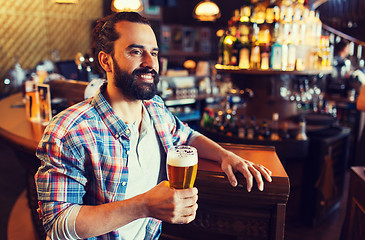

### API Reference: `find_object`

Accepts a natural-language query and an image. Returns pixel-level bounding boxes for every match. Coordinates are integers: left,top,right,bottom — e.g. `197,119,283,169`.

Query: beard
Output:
113,61,159,101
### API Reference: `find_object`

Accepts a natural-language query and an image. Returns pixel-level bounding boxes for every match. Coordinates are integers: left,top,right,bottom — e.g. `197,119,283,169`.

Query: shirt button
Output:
126,150,130,155
115,133,119,138
125,129,131,135
122,182,127,186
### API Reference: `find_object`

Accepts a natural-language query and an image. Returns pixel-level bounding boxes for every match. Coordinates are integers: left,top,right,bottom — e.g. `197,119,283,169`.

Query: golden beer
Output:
167,146,198,189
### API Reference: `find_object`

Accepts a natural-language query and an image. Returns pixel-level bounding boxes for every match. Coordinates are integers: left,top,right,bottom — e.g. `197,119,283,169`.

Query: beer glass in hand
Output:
167,146,198,189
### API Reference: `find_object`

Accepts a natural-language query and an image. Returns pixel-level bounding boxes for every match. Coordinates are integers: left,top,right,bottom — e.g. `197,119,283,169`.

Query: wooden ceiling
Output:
105,0,365,42
298,0,365,42
316,0,365,42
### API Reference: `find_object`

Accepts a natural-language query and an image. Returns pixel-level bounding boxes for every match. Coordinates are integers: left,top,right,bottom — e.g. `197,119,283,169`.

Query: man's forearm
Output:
189,134,229,163
75,195,147,238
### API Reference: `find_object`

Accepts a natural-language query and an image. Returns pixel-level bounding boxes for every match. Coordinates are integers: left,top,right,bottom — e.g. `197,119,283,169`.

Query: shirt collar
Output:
91,84,131,139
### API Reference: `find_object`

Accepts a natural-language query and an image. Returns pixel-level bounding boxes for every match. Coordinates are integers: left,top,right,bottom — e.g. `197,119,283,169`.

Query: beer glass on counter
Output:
167,145,198,189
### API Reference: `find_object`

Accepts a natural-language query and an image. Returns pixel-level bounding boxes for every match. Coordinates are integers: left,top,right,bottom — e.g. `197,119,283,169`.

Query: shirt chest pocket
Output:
98,155,129,201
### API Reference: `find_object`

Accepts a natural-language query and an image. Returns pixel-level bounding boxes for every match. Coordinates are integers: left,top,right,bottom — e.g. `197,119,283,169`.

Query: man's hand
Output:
143,181,198,224
220,150,272,192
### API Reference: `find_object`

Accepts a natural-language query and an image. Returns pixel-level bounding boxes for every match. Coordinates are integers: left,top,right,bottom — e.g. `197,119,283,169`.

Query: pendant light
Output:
193,0,221,21
111,0,144,12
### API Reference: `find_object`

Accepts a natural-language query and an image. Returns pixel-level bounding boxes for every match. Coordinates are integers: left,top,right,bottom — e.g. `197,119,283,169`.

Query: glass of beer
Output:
167,145,198,189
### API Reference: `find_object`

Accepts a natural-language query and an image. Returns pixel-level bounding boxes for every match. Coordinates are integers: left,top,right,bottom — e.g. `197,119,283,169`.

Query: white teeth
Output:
140,74,153,79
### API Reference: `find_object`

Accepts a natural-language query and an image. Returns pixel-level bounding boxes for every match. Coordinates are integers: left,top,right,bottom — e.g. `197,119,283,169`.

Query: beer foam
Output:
167,146,198,167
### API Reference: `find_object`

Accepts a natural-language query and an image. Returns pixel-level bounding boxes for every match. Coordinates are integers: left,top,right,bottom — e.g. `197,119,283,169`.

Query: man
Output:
35,12,272,240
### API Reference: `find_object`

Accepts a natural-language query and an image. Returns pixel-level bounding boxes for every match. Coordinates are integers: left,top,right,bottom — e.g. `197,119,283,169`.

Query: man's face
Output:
111,21,160,100
112,57,159,100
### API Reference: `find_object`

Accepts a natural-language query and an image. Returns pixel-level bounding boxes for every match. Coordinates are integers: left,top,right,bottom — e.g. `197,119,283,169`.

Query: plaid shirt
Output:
35,86,194,240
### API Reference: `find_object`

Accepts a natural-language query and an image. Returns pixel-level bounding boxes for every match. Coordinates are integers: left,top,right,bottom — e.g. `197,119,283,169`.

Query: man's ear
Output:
98,51,113,72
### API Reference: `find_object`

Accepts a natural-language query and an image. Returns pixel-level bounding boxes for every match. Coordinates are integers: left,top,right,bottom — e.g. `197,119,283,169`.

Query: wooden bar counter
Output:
0,92,289,240
162,143,289,240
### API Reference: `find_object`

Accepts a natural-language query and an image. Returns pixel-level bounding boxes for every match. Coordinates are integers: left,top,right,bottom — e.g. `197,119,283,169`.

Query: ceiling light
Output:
111,0,144,12
193,0,221,22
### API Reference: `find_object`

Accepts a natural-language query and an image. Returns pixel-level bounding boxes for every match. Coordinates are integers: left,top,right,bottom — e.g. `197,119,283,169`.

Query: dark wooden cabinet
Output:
161,144,290,240
341,167,365,240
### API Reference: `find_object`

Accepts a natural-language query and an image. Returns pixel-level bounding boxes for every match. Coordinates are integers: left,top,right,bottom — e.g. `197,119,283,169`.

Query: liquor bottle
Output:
286,32,296,71
213,111,223,132
200,108,214,130
223,31,235,66
306,10,316,46
293,0,306,42
270,112,280,140
238,115,247,138
258,119,270,140
239,36,251,69
271,40,282,70
24,80,40,122
250,42,261,69
281,40,288,71
252,0,266,25
259,5,272,46
247,116,257,139
217,30,227,65
280,121,291,140
314,11,322,48
231,30,242,66
229,104,238,136
238,5,252,69
267,0,280,44
296,118,308,140
239,5,252,41
261,44,270,70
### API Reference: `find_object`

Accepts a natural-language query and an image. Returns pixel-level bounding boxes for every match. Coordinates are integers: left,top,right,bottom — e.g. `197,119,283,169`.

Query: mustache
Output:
132,68,158,76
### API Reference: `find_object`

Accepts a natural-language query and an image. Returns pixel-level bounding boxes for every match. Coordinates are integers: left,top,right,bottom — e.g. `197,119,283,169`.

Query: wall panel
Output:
0,0,103,80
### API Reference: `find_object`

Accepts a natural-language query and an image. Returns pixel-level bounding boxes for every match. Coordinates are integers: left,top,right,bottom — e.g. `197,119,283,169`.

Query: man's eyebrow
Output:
127,44,159,52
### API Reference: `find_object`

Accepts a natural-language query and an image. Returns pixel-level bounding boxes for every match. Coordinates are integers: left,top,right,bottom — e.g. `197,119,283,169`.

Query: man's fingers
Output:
175,187,198,199
222,164,238,187
239,165,253,192
254,164,272,182
170,202,198,224
248,165,264,191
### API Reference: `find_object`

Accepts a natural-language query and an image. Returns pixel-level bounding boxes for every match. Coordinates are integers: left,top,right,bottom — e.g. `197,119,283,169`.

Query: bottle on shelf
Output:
261,44,271,70
258,119,271,140
250,24,261,69
217,0,329,71
280,121,291,140
239,35,251,69
232,30,243,66
238,5,252,69
267,0,280,44
247,116,258,139
270,112,281,140
238,115,247,138
296,118,308,140
223,31,235,66
252,0,267,25
217,30,227,65
271,39,282,70
213,111,223,133
287,32,297,71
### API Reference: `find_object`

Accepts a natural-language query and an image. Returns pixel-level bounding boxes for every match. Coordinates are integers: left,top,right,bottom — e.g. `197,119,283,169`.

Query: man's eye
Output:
131,50,142,55
151,52,159,57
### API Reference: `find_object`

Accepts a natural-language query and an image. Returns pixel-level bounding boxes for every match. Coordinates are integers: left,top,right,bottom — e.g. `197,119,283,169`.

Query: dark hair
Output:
91,12,150,72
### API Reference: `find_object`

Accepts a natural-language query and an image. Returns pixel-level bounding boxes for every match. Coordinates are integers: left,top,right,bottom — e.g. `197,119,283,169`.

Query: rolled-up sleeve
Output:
35,127,87,233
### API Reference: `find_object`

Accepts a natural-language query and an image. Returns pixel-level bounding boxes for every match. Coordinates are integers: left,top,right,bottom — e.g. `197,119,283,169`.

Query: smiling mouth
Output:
136,73,155,83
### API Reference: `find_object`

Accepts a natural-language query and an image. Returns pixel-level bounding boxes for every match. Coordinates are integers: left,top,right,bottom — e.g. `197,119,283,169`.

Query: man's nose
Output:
141,52,157,70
